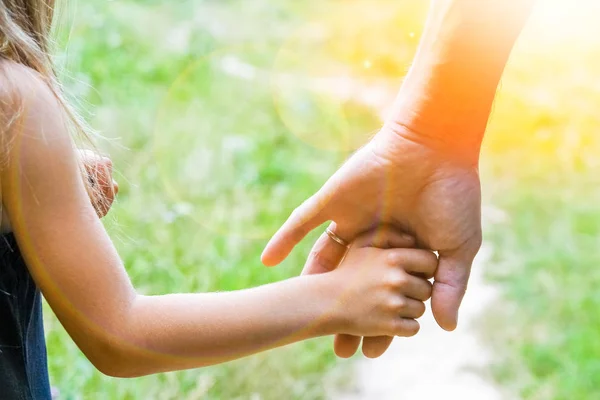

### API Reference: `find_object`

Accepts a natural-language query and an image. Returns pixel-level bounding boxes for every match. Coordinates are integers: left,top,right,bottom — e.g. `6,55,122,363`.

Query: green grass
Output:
44,0,600,398
46,1,368,398
46,0,429,398
479,3,600,398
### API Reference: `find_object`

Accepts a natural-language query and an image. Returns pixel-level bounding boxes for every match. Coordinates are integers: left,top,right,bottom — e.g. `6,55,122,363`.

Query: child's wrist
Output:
310,273,345,336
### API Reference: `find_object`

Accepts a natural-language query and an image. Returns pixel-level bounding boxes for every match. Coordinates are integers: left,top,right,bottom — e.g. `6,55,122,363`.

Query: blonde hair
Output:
0,0,93,138
0,0,108,209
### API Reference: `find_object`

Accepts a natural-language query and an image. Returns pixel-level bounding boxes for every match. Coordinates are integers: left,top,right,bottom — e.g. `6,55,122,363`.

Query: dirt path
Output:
217,60,511,399
332,243,513,400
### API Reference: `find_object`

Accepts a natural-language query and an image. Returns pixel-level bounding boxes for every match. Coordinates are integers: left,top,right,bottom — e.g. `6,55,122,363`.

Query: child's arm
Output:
0,150,116,232
0,65,437,377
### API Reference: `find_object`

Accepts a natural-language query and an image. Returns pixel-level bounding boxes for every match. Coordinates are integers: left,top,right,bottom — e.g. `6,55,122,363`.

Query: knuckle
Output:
385,250,404,267
387,296,406,311
386,271,408,289
395,273,409,288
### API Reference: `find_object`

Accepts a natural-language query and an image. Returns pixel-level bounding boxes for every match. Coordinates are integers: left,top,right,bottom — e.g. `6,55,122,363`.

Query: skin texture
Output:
262,0,536,357
0,62,437,377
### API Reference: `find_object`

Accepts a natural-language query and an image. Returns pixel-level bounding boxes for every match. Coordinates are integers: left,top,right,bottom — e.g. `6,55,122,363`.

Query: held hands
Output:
262,124,482,357
321,228,436,351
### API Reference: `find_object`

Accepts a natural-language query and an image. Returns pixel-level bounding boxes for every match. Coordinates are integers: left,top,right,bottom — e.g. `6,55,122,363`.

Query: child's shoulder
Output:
0,60,52,104
0,60,69,170
0,60,63,135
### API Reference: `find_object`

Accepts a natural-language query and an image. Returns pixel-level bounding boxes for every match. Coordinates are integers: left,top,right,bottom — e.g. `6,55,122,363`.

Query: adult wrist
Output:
380,115,483,167
379,0,535,164
382,65,492,164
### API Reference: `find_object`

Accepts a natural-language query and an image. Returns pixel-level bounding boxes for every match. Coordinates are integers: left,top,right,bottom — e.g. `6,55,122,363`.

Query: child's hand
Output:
325,229,437,340
78,149,119,218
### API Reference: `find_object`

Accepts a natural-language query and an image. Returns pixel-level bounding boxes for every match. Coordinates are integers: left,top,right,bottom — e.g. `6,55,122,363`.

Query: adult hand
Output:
261,124,482,356
78,149,119,218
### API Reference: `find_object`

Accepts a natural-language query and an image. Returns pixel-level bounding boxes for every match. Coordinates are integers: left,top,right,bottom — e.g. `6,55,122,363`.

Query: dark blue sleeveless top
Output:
0,234,52,399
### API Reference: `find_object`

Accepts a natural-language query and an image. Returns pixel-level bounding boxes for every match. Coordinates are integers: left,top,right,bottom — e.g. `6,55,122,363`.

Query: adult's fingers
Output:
261,194,329,267
362,336,393,359
431,249,477,331
334,334,361,358
353,226,416,249
401,274,433,302
302,223,348,276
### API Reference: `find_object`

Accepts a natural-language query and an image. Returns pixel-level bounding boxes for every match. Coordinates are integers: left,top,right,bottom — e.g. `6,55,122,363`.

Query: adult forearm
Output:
387,0,535,159
108,275,338,377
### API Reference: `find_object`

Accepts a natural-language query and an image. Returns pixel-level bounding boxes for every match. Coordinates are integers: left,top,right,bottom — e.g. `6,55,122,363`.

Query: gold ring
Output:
326,227,349,248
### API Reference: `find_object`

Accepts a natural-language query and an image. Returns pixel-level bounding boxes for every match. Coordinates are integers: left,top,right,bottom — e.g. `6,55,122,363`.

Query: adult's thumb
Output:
431,251,475,331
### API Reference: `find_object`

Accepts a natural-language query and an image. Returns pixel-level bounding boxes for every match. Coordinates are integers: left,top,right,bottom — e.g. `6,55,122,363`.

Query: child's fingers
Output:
392,318,420,337
353,226,415,249
396,298,427,319
400,274,433,301
362,336,393,359
387,248,438,279
334,334,361,358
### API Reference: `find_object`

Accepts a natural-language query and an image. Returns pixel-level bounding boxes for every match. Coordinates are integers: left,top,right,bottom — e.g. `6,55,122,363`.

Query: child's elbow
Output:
84,345,139,378
80,337,152,378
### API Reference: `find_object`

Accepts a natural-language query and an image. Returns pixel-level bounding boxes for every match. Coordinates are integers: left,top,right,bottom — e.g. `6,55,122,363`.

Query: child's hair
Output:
0,0,106,207
0,0,92,135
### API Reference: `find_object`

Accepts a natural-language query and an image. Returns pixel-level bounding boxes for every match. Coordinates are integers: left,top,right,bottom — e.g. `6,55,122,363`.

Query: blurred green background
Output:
44,0,600,398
